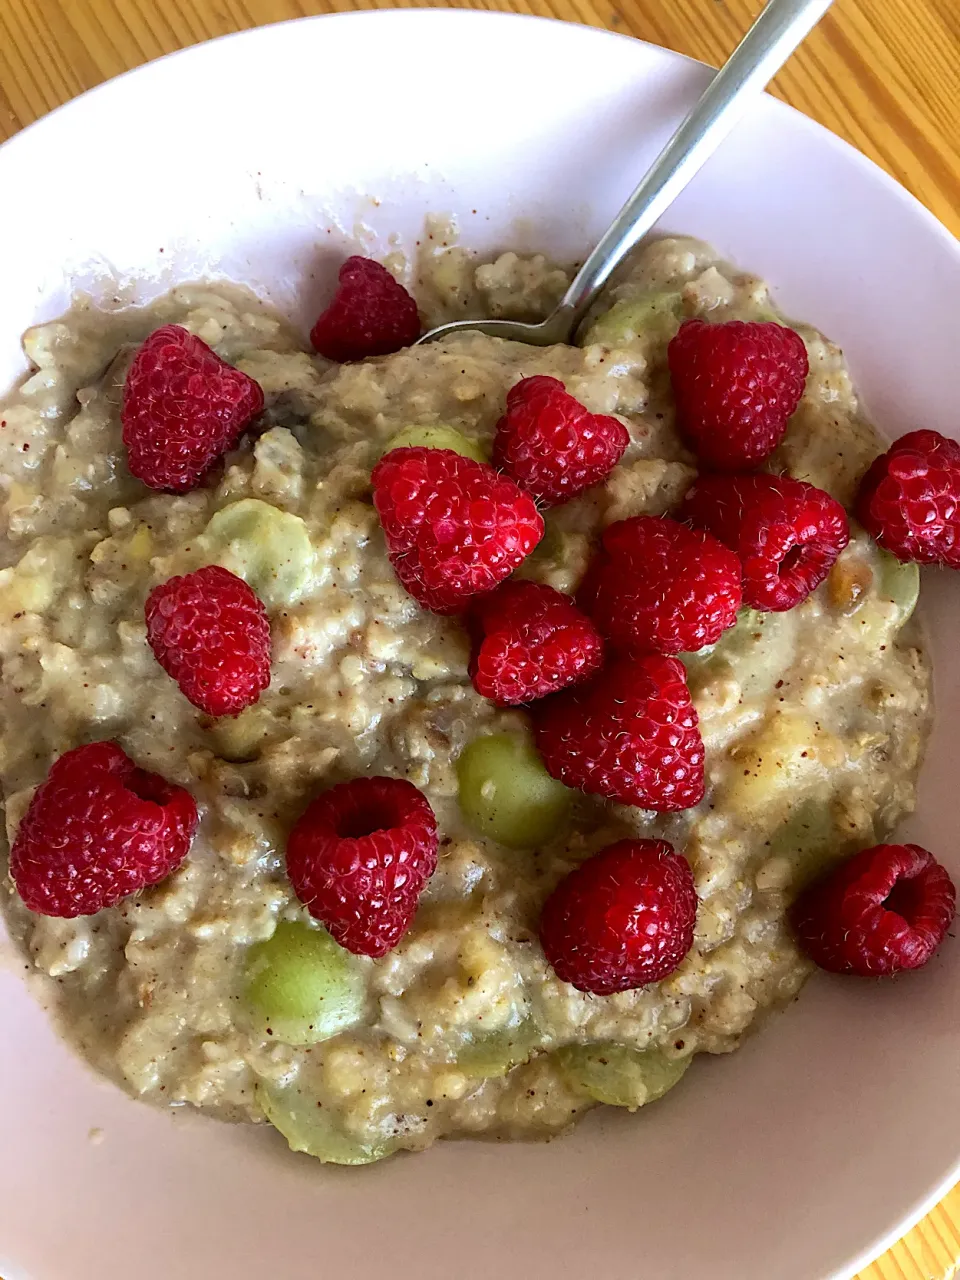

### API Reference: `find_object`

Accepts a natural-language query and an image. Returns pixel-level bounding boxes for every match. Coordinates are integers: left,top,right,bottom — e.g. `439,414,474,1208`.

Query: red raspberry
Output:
668,318,809,470
469,580,604,705
122,325,264,493
680,472,849,611
856,429,960,567
578,514,742,656
532,654,704,811
285,776,439,957
371,447,544,614
9,742,197,918
492,375,629,505
310,257,421,362
145,565,271,717
792,843,956,976
540,839,697,994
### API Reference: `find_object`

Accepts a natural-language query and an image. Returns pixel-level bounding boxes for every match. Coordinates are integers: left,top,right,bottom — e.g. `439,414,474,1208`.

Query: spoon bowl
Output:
418,306,583,347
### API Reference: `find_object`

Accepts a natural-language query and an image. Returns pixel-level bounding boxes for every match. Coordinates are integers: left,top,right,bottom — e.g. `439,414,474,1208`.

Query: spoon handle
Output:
556,0,834,338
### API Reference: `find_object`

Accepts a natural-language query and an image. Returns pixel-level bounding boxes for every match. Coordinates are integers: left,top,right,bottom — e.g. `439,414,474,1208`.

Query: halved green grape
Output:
581,290,684,349
682,608,765,674
678,640,717,671
257,1078,397,1165
456,1019,544,1079
243,920,366,1046
726,302,783,325
844,547,920,648
554,1043,690,1111
686,607,799,705
200,498,314,609
384,424,487,463
717,608,766,652
457,732,572,848
764,798,853,890
514,523,593,595
875,548,920,627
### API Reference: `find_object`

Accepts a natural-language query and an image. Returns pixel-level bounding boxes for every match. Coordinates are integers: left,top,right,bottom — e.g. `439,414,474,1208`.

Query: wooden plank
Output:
0,0,958,233
0,2,957,1277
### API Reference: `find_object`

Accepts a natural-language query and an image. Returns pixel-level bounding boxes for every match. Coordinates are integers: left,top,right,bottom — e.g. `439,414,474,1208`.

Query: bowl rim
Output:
2,6,957,263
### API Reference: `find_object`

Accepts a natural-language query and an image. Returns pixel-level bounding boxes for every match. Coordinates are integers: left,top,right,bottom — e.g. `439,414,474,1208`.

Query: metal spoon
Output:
418,0,834,348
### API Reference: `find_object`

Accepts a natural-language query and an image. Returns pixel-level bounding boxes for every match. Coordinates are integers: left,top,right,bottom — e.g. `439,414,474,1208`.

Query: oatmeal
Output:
0,235,930,1160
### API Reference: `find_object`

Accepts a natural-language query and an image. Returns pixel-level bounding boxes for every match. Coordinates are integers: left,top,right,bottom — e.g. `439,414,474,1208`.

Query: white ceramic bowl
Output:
1,12,959,1280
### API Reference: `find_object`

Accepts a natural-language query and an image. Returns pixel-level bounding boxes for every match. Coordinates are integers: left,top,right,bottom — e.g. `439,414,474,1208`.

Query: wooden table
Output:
0,2,958,1277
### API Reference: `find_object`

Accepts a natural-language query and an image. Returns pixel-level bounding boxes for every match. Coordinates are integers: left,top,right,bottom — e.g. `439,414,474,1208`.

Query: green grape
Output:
845,547,920,648
749,304,784,324
456,1019,544,1078
457,732,572,848
678,640,717,671
765,798,852,890
680,608,749,677
200,498,314,609
257,1078,397,1165
685,607,799,705
876,549,920,627
385,424,487,463
554,1043,690,1111
581,290,684,349
243,920,366,1046
716,608,766,652
722,301,783,325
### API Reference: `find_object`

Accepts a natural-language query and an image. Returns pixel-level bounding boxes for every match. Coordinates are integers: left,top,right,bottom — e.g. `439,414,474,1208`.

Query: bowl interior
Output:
1,13,959,1280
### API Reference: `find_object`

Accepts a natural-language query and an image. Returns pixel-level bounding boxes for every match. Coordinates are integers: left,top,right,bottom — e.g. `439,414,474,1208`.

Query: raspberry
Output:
578,514,742,656
792,843,956,976
469,580,604,705
856,429,960,567
145,565,271,717
492,375,629,505
680,473,849,611
122,325,264,493
285,776,439,957
532,654,704,811
540,839,697,994
310,257,420,362
371,447,544,614
667,318,809,470
9,742,197,918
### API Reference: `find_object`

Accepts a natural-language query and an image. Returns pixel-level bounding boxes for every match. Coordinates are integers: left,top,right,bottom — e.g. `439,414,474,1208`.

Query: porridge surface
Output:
0,234,929,1157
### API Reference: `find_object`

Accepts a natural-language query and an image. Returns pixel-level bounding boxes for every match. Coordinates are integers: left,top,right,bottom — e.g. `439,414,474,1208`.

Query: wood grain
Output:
0,0,959,235
0,3,957,1278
